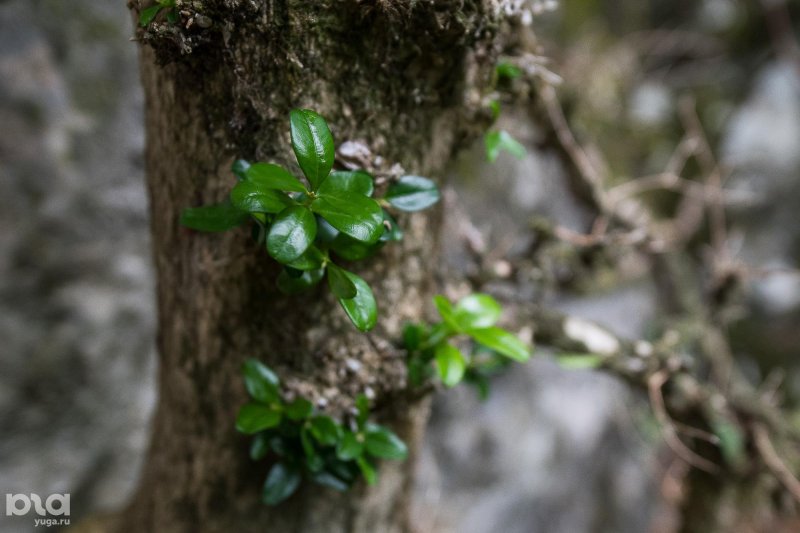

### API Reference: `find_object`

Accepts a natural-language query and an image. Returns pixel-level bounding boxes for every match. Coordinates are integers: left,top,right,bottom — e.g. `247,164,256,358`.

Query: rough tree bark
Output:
118,1,501,532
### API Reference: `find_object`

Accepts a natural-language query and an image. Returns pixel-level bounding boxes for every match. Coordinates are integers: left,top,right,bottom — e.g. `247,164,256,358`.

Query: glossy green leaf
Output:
180,201,248,232
285,246,326,271
468,326,530,362
435,343,467,387
250,433,270,461
290,109,335,190
276,267,325,294
433,295,461,332
242,358,281,403
285,397,314,421
337,271,378,332
246,162,307,193
231,180,293,214
309,415,342,446
485,130,526,163
311,191,383,243
330,233,379,262
336,431,364,461
262,462,301,505
364,423,408,460
231,159,251,181
236,403,282,434
139,4,162,26
318,170,374,197
384,175,441,212
454,293,502,329
356,456,377,485
315,216,339,243
267,206,317,263
312,471,349,491
327,263,357,299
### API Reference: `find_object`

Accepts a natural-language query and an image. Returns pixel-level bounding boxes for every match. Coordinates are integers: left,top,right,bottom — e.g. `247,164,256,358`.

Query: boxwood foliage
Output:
237,358,408,505
180,109,441,331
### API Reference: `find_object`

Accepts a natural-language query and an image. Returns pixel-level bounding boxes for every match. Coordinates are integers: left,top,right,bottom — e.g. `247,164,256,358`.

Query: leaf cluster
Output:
180,109,441,331
236,359,408,505
404,294,533,398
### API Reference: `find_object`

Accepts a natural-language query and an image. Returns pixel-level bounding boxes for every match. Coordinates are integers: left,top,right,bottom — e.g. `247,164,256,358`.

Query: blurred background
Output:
1,1,798,531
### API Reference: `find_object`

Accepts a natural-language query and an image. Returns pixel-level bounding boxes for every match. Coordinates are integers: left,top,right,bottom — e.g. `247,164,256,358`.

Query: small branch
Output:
753,423,800,503
648,370,720,474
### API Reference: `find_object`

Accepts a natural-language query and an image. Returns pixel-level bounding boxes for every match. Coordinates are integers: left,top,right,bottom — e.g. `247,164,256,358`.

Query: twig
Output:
648,370,720,474
753,423,800,503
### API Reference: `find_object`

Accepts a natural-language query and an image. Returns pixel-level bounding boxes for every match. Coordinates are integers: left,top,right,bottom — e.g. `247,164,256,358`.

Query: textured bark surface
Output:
120,1,500,531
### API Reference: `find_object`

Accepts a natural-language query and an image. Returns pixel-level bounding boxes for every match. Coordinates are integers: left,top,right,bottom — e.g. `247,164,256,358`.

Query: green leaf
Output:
246,162,308,193
327,263,357,299
336,431,364,461
285,397,314,421
276,267,325,294
319,170,374,197
330,233,380,262
231,159,251,181
402,323,424,351
242,358,281,403
364,423,408,460
467,327,530,362
236,403,282,434
356,456,377,485
433,295,461,332
180,201,248,232
300,426,316,459
712,420,745,466
435,343,467,387
496,61,522,80
285,246,326,271
355,394,369,428
454,293,502,329
384,176,441,212
289,109,335,190
315,217,340,243
309,416,342,446
267,206,317,263
231,180,293,214
262,462,301,505
312,471,350,491
555,354,604,370
250,433,270,461
311,191,384,243
337,271,378,332
139,4,162,26
165,7,178,23
485,130,526,163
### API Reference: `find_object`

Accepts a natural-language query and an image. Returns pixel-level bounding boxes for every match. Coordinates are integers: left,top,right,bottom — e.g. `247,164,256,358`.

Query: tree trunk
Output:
120,2,499,531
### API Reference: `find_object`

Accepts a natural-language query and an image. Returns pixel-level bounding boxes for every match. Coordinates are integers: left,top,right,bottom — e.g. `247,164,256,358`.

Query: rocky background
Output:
1,1,798,532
